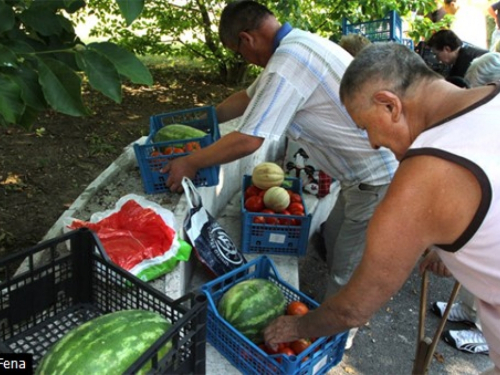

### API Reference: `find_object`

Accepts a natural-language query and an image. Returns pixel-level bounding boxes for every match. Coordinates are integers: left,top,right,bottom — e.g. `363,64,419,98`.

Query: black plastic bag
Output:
182,177,246,277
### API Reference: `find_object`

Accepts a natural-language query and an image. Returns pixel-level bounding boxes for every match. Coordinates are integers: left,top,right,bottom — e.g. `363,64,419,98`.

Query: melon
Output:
153,124,207,144
251,162,285,190
263,186,290,212
218,278,287,344
36,310,172,375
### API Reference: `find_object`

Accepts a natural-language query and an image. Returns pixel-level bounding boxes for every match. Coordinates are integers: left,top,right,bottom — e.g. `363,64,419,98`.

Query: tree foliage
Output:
0,0,151,129
1,0,441,128
77,0,437,84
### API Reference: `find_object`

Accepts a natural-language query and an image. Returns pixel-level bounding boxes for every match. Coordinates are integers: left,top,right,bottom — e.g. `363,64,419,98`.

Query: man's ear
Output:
372,90,401,122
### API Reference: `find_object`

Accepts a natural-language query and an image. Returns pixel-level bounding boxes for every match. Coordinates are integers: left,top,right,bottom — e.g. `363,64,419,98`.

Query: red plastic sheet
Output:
70,200,176,271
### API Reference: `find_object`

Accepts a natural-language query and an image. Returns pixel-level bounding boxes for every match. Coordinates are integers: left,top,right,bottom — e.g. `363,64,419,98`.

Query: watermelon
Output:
218,278,287,344
36,309,172,375
153,124,207,144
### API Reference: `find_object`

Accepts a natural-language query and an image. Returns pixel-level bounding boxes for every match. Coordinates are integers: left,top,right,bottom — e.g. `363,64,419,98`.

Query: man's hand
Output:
263,314,302,351
161,156,198,193
419,249,452,277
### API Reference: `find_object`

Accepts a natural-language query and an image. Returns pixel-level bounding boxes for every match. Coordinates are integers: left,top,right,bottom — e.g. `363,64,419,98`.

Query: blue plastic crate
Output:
402,38,414,50
133,106,221,194
342,10,403,43
241,175,311,256
201,255,348,375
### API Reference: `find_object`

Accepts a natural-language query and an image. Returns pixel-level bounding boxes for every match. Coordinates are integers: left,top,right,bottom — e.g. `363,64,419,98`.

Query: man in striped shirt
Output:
163,1,398,347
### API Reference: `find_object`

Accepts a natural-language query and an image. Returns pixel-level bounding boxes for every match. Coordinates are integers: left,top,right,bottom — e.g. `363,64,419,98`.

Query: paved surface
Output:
299,233,494,375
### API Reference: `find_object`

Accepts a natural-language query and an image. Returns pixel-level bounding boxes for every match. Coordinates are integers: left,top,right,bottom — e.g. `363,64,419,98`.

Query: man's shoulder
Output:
461,44,488,58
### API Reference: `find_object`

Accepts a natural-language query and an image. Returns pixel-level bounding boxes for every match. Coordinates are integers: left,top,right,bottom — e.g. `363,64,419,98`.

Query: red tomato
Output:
276,347,295,362
262,342,288,355
287,202,305,213
278,210,292,225
287,301,309,316
258,189,267,198
261,208,279,225
245,196,265,212
290,338,311,355
290,193,303,204
253,215,265,224
245,185,263,200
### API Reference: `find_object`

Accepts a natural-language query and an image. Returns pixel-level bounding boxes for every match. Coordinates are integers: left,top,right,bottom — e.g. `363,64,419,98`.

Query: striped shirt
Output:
239,28,398,185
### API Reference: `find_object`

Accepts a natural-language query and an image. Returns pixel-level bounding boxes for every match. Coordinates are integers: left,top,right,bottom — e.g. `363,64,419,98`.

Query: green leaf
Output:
0,74,25,124
3,40,35,55
37,57,88,116
63,0,86,13
0,2,15,34
19,9,63,36
76,49,122,103
17,105,40,130
0,45,18,68
88,41,153,85
116,0,144,26
10,66,47,111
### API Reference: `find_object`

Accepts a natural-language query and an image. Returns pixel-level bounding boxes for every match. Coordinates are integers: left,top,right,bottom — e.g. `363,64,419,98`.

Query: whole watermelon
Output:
36,309,172,375
218,278,287,344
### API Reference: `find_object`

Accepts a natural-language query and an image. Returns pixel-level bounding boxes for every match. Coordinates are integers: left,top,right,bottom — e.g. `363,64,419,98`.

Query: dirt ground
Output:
0,66,239,260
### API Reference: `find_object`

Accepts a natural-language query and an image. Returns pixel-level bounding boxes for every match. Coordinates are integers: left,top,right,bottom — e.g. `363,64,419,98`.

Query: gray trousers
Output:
322,182,389,300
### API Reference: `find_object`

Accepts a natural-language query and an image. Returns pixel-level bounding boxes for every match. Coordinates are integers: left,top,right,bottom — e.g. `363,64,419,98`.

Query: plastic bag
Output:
66,194,191,282
182,177,246,277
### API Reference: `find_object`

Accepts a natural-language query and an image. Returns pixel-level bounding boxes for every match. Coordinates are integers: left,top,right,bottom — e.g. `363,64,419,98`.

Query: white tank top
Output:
404,82,500,367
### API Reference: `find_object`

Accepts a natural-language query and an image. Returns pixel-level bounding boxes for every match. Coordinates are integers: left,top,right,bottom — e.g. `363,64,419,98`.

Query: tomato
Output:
258,189,267,198
184,141,201,152
290,338,311,355
245,185,263,200
150,150,161,157
245,195,265,212
287,301,309,316
278,209,292,225
290,193,303,204
276,347,295,363
253,215,266,224
261,208,279,225
262,342,288,355
163,146,184,154
287,202,305,213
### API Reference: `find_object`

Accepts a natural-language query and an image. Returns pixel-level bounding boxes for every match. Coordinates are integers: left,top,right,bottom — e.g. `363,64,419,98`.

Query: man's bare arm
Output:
216,90,251,123
265,155,482,344
163,131,264,192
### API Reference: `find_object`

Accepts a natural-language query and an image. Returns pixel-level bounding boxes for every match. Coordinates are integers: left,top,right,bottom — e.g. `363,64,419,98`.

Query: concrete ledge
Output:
29,117,337,374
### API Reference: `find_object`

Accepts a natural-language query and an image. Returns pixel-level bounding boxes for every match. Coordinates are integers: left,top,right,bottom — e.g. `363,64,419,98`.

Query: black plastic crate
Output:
0,228,207,374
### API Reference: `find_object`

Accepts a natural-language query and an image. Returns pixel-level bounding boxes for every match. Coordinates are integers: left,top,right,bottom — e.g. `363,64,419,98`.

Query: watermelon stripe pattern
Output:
36,310,172,375
218,278,286,343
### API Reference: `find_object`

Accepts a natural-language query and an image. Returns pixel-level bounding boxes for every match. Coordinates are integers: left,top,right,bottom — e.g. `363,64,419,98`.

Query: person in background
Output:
263,42,500,374
162,0,398,349
488,1,500,51
427,0,460,23
339,34,371,57
427,29,488,78
431,51,500,356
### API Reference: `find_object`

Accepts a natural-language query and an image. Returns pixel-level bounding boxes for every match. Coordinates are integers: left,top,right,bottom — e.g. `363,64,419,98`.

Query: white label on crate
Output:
312,354,328,375
268,233,286,244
